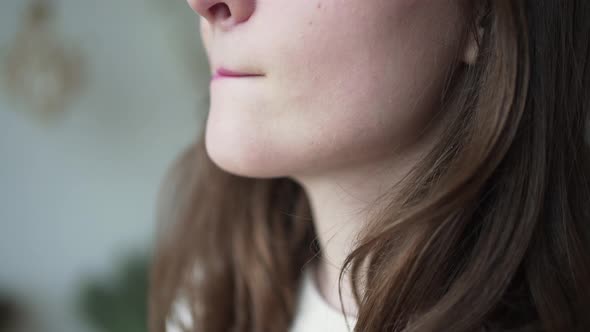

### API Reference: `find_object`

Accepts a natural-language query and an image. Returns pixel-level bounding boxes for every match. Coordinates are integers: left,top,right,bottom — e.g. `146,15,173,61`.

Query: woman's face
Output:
187,0,471,178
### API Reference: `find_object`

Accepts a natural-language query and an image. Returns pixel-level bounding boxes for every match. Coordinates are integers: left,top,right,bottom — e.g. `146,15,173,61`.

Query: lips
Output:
212,67,265,80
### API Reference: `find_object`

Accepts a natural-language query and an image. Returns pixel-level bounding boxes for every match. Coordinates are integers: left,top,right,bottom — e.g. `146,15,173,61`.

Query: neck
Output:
291,149,423,317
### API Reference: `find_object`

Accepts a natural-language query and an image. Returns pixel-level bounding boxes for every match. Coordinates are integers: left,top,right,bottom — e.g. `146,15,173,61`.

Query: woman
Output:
149,1,590,331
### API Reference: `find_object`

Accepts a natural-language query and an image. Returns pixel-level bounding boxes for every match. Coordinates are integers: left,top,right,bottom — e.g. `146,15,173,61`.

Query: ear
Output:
461,25,484,65
461,2,487,65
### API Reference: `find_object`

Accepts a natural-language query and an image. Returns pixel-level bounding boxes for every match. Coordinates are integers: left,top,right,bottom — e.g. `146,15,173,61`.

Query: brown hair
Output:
149,1,590,331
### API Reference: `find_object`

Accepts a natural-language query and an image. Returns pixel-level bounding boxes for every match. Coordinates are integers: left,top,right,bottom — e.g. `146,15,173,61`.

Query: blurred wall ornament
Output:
1,0,85,123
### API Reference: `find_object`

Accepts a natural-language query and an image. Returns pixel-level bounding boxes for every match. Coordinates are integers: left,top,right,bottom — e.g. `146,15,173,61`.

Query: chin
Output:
204,126,289,179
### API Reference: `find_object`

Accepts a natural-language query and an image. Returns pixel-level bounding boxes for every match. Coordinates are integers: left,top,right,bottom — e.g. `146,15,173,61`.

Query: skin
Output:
188,0,476,318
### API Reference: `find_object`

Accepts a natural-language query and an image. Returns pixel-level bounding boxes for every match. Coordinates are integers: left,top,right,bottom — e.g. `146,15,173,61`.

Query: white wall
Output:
0,1,208,331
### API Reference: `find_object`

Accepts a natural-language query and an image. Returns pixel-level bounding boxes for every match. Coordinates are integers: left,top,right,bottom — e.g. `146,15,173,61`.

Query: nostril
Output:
209,3,231,20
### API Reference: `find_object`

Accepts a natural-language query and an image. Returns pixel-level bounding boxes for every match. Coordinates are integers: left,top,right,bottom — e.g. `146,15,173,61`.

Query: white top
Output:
166,266,357,332
289,265,357,332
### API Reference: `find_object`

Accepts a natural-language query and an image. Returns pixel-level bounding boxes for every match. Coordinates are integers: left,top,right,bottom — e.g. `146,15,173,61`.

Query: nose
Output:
187,0,256,29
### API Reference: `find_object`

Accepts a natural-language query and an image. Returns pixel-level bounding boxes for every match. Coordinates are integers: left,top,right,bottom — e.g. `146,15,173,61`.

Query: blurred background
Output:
3,2,588,332
0,0,209,331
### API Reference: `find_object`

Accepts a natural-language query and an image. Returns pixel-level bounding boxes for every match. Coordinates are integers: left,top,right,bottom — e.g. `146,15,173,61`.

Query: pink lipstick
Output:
212,67,264,81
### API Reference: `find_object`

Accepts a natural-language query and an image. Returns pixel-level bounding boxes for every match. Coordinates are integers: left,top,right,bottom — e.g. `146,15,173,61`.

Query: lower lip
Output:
211,74,264,82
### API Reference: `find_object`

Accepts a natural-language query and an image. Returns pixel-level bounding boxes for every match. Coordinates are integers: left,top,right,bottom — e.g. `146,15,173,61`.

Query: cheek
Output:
273,1,463,153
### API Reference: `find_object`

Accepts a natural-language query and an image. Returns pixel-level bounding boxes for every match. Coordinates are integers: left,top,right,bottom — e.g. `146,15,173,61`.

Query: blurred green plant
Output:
78,254,150,332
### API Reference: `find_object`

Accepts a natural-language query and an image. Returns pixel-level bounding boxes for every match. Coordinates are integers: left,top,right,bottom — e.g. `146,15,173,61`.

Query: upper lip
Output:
214,67,265,78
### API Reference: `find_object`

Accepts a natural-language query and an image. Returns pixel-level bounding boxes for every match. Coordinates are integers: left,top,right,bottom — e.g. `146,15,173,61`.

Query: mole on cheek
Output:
309,2,322,27
310,2,323,26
